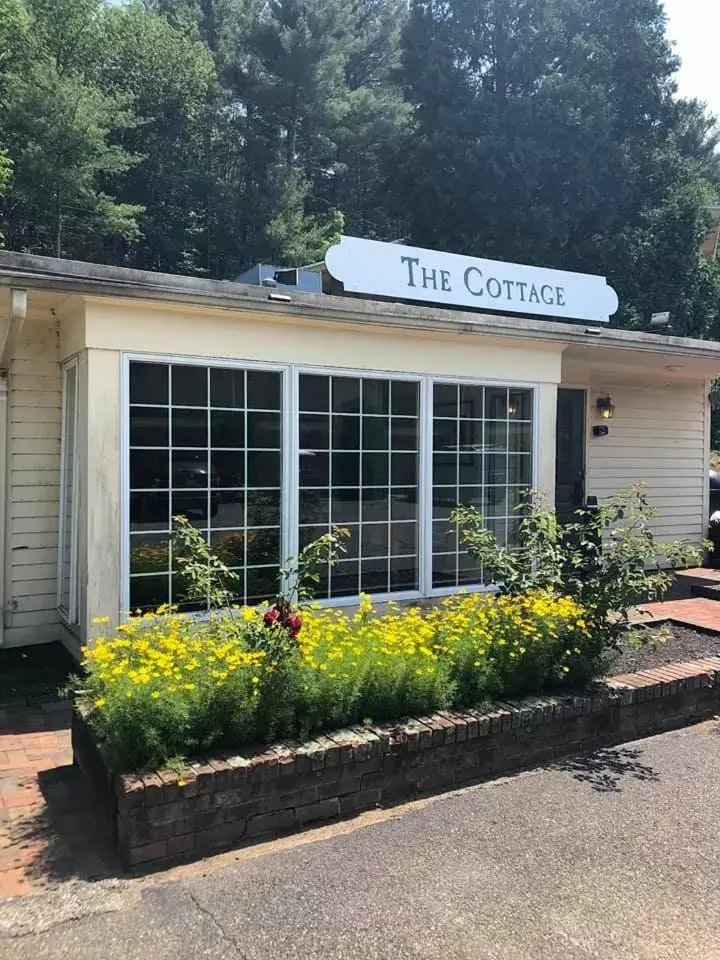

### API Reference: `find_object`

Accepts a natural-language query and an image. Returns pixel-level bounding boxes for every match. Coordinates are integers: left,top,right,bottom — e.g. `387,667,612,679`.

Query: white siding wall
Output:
586,380,707,545
5,313,62,646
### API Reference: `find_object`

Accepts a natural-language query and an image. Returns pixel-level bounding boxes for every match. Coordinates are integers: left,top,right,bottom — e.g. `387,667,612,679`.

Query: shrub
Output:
77,609,265,770
78,589,591,771
452,484,704,661
428,590,593,704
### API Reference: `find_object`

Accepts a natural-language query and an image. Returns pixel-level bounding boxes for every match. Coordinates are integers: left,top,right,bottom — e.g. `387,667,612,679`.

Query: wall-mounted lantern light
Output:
596,395,615,420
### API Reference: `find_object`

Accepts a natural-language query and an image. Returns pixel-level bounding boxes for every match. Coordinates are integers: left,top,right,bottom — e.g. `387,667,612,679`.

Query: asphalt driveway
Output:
2,720,720,960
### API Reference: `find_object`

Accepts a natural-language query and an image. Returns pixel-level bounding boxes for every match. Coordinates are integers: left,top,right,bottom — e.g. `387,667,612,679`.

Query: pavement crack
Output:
185,887,247,958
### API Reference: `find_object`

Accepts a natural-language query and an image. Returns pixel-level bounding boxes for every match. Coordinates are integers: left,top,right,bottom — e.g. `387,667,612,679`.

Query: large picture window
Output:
298,373,420,598
124,358,535,609
128,361,283,612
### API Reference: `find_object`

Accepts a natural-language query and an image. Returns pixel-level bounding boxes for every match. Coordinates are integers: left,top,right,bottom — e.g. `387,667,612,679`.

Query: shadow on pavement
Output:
555,746,660,793
3,765,121,889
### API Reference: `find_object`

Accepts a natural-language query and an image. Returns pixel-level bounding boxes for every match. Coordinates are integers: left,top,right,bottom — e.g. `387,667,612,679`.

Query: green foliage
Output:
452,485,704,659
77,588,591,770
0,151,11,245
170,514,239,610
0,0,30,78
264,190,344,268
626,622,672,654
0,0,144,257
96,1,217,273
0,152,11,197
0,0,407,270
279,524,350,606
170,513,348,617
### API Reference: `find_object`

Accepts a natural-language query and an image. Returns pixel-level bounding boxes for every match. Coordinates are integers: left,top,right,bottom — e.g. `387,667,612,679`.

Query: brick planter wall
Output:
72,655,720,869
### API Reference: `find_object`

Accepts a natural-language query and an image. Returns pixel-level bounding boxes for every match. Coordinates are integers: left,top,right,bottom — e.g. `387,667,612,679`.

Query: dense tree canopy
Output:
396,0,720,332
0,0,718,333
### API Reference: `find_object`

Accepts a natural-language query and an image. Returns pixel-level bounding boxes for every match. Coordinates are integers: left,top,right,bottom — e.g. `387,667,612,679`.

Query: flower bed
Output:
72,653,720,868
79,591,592,772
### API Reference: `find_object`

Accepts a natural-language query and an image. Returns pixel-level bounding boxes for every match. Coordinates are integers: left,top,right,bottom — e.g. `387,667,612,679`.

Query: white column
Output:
83,349,122,639
536,382,558,505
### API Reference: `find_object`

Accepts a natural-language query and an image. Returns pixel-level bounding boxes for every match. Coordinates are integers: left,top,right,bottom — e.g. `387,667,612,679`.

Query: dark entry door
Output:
555,388,586,523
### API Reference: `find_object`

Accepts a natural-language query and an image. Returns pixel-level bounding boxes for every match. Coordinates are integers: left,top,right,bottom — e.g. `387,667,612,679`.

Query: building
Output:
0,239,718,658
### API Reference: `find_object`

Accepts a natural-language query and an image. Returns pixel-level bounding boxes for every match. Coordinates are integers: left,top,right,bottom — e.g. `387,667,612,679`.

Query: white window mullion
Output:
419,376,433,597
284,365,299,594
120,355,130,616
531,385,541,490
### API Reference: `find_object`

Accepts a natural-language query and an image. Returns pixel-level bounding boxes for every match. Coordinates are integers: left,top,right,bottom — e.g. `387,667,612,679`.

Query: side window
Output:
58,359,79,621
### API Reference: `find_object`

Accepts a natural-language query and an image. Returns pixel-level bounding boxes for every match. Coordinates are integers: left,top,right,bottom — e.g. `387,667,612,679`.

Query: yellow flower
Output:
93,698,106,708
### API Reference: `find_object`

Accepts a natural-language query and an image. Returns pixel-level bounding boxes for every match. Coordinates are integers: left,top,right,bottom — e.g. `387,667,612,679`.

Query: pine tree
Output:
97,2,217,273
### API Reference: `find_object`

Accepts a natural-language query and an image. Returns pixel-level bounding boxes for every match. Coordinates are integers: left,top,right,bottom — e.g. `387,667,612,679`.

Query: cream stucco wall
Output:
82,348,122,637
83,299,564,384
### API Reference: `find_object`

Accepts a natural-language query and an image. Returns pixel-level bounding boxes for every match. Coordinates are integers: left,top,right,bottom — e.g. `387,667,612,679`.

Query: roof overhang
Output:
2,250,720,373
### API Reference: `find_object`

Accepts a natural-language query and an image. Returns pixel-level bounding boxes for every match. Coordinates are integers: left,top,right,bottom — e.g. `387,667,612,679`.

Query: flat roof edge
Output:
2,249,720,360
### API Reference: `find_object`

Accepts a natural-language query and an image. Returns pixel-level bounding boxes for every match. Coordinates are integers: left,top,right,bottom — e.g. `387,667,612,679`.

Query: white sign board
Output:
325,236,619,324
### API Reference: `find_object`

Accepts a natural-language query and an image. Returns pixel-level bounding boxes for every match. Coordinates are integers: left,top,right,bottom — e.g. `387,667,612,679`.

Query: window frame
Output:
121,354,293,615
121,353,539,612
58,356,80,623
425,374,540,597
293,364,426,606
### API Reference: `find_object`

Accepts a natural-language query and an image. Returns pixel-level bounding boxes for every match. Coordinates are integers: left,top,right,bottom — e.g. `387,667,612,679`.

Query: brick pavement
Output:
0,701,117,899
676,567,720,583
631,597,720,631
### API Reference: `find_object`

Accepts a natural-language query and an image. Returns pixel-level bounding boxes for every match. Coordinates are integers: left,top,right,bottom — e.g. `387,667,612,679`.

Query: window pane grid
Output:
128,363,534,609
299,374,420,598
129,361,282,611
431,383,533,590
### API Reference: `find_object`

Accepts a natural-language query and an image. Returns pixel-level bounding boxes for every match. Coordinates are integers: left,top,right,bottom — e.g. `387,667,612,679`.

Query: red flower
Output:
263,607,280,627
263,604,302,639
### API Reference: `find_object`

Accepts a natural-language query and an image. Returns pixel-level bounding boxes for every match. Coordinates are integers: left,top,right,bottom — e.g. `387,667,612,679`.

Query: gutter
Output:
2,250,720,361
